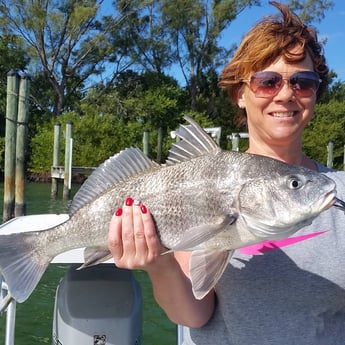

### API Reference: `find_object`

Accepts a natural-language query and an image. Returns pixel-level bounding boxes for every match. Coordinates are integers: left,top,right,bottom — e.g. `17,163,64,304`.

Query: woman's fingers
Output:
132,199,149,261
108,206,124,261
139,204,165,259
108,197,163,269
121,197,136,261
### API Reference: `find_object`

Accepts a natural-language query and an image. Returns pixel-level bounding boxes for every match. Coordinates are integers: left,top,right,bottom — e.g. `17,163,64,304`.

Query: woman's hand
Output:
108,197,167,271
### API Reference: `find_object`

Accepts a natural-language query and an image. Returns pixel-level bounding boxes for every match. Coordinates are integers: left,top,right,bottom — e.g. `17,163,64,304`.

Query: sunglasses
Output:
242,71,322,98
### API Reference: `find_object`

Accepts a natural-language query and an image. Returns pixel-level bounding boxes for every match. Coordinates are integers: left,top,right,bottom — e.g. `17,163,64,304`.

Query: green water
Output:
0,182,176,344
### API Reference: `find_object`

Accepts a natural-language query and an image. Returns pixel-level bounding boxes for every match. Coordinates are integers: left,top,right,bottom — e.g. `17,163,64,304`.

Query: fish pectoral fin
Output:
79,247,113,269
170,214,236,251
189,249,233,300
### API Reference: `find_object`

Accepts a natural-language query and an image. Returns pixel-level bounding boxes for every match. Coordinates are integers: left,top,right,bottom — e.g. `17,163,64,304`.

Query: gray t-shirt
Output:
180,165,345,344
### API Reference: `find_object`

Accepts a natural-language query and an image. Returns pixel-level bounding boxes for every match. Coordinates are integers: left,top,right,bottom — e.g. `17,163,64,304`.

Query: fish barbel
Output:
0,116,343,308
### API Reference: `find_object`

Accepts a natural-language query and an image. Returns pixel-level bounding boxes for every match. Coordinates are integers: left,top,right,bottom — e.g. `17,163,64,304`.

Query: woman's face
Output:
237,51,317,147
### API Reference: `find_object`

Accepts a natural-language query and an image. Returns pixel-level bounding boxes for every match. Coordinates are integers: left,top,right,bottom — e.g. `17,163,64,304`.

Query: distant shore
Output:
0,171,87,184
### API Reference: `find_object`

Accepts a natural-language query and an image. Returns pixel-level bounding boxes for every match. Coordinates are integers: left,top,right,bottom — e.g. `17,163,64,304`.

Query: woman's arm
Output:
148,250,215,327
108,198,215,327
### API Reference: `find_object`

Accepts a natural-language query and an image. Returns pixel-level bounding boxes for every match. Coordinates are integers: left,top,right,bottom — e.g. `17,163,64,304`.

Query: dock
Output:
51,166,95,179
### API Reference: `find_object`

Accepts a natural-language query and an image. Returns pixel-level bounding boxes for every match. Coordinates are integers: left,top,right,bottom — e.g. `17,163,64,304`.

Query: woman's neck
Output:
246,140,317,170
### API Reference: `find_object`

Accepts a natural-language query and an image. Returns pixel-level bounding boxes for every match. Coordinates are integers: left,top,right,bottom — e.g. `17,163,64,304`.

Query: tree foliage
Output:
0,0,130,115
29,111,145,172
303,100,345,169
81,70,189,162
0,0,334,116
110,0,173,74
0,0,343,174
286,0,334,23
0,34,29,136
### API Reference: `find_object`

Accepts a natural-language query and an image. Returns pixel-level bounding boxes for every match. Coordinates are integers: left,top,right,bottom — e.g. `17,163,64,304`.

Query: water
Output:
0,182,176,344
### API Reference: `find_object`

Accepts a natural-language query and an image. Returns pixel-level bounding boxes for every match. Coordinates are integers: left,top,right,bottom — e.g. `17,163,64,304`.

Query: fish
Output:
0,115,344,309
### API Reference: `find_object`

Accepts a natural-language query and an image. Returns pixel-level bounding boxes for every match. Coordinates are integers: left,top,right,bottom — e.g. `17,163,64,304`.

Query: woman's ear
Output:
237,89,246,109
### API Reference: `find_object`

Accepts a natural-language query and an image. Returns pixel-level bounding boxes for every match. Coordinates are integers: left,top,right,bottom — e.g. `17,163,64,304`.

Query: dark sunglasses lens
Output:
289,71,320,96
250,72,282,97
249,71,320,97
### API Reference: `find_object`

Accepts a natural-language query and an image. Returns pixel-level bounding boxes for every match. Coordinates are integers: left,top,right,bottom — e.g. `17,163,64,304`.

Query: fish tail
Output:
0,232,51,304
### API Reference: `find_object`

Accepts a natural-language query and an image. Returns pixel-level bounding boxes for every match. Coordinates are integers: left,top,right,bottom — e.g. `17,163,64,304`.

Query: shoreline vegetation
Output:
0,171,87,184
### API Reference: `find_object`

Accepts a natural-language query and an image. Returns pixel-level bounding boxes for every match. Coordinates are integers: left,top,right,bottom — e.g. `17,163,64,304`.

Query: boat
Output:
0,214,185,345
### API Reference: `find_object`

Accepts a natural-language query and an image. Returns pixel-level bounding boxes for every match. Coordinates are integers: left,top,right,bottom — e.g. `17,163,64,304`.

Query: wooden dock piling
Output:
143,129,150,156
63,121,73,199
3,70,20,222
157,127,163,163
51,122,61,198
327,140,334,169
15,73,30,217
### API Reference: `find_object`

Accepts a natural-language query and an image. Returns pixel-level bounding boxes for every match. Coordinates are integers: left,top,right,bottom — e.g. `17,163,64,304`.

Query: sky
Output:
219,1,345,82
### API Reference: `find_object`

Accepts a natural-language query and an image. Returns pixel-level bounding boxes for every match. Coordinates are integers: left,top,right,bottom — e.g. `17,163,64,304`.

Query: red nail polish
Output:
140,204,147,214
115,208,122,216
125,197,133,206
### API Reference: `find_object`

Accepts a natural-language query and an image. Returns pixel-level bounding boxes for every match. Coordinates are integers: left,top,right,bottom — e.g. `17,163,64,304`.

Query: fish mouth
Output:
318,190,337,212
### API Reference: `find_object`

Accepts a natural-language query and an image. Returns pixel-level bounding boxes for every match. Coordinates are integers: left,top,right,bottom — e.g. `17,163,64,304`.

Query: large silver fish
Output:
0,116,344,308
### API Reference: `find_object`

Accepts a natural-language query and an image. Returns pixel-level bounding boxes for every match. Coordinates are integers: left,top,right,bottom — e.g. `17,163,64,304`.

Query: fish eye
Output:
288,176,304,190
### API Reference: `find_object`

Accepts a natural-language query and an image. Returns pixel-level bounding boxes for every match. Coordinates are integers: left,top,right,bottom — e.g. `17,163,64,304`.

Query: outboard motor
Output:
52,264,142,345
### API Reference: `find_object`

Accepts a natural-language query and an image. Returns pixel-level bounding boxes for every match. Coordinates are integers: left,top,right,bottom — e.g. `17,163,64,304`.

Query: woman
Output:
108,2,345,344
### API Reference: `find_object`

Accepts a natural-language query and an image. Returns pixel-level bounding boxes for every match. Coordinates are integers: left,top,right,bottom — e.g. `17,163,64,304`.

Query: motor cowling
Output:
52,264,142,345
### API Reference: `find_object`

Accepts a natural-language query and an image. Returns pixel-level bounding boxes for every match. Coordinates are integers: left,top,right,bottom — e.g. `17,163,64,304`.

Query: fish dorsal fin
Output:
166,115,221,165
69,148,158,215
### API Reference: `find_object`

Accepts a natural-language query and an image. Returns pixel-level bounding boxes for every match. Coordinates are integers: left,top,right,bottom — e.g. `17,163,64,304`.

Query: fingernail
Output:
115,208,122,216
140,204,147,214
133,199,140,206
125,197,133,206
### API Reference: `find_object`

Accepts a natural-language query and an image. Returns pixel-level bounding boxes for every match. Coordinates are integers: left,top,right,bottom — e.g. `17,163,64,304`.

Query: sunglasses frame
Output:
242,71,322,98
